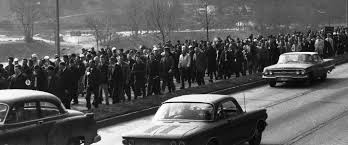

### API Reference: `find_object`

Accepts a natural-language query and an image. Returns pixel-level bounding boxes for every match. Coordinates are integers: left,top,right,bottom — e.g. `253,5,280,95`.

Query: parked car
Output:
0,89,101,145
122,94,268,145
262,52,335,87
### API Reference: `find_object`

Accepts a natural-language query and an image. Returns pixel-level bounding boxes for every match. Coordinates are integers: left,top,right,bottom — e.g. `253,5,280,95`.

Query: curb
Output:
96,79,267,128
96,54,348,128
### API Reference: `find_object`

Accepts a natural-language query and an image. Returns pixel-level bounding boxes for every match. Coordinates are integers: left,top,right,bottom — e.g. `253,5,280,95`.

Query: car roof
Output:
164,94,233,104
0,89,60,106
282,52,318,55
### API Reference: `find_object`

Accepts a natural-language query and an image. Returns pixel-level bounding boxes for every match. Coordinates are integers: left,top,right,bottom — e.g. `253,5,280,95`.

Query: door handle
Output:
37,120,44,125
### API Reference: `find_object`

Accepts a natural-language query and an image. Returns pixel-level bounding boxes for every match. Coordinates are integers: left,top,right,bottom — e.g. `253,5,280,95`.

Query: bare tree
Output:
194,0,217,41
85,15,116,49
126,0,146,37
10,0,41,43
145,0,180,43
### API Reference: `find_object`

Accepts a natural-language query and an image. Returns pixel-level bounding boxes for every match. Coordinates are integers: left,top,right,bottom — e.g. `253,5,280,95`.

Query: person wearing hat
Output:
84,60,101,109
56,62,73,109
29,65,46,91
160,47,175,93
45,65,59,96
147,52,161,96
131,54,147,99
8,65,29,89
5,57,15,77
98,55,110,105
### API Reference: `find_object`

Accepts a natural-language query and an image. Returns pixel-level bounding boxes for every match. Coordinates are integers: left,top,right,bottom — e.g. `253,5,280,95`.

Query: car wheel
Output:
320,73,327,81
67,138,81,145
269,80,276,87
248,128,262,145
207,140,218,145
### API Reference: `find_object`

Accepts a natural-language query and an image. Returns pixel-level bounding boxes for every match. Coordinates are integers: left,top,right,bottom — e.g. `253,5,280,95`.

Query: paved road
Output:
94,63,348,145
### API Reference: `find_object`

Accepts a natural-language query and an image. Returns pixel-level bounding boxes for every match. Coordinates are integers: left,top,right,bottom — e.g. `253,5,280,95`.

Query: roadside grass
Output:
87,73,263,120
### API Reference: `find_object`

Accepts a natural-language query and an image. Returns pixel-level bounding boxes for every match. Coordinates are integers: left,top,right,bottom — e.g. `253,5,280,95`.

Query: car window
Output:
219,100,240,119
154,103,214,121
5,102,39,124
0,104,8,124
40,102,60,118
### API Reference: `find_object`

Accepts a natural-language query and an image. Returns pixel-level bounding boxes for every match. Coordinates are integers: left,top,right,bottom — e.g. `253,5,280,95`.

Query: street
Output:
95,63,348,145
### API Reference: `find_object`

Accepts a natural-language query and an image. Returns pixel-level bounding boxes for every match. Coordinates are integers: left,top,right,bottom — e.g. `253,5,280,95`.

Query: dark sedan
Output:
122,94,268,145
0,89,101,145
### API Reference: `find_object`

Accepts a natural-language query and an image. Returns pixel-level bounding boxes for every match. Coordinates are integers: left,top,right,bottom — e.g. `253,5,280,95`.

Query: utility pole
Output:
56,0,61,57
204,0,209,42
346,0,348,27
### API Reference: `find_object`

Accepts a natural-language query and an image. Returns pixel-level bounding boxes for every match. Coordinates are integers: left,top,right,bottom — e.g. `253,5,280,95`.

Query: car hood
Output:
122,122,203,139
266,63,313,70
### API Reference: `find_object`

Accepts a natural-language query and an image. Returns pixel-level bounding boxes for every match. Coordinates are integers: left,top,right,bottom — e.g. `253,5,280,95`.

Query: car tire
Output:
207,140,218,145
67,138,81,145
320,73,327,81
248,128,262,145
269,80,276,87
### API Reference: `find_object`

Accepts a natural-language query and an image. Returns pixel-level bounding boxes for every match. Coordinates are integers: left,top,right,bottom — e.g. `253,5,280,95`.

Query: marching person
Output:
8,65,29,89
56,62,73,109
98,55,110,105
84,60,101,109
132,54,147,99
178,46,191,89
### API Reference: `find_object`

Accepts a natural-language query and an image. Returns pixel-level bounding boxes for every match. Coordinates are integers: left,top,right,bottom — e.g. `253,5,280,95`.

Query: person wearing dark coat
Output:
5,57,15,77
56,62,73,109
132,55,147,99
98,56,110,105
45,65,59,96
0,64,8,89
193,47,207,86
84,60,101,109
147,53,161,96
206,42,217,82
30,65,47,91
110,58,123,104
69,59,82,105
118,54,131,101
8,65,29,89
160,47,175,93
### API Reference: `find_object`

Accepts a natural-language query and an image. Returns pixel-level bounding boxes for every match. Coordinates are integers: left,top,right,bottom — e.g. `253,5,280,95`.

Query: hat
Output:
112,47,117,51
153,46,160,51
14,58,19,62
79,54,85,57
44,56,49,60
31,54,38,58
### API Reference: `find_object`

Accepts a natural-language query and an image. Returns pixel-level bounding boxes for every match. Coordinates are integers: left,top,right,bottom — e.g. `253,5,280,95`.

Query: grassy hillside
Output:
0,40,82,62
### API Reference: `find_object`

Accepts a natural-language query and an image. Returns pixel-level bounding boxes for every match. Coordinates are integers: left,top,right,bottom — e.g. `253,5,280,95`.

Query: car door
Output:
38,100,67,145
312,54,324,77
220,99,253,143
2,101,47,145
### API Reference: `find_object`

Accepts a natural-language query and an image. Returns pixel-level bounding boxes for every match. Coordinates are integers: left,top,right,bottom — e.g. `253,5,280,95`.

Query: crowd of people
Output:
0,27,347,110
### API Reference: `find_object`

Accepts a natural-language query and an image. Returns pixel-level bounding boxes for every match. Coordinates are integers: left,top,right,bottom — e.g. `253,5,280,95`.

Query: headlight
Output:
179,141,186,145
300,70,306,75
170,141,177,145
122,139,128,145
296,71,300,75
269,71,273,75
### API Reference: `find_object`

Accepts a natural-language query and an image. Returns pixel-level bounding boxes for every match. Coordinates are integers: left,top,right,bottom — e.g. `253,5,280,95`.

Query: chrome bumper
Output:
262,75,309,79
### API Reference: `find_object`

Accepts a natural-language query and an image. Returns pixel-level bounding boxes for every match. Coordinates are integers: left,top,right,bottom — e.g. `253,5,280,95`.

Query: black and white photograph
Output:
0,0,348,145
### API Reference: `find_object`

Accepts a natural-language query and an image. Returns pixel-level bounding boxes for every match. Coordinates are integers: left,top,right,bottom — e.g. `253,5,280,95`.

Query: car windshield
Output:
278,54,312,64
153,103,214,121
0,104,8,123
